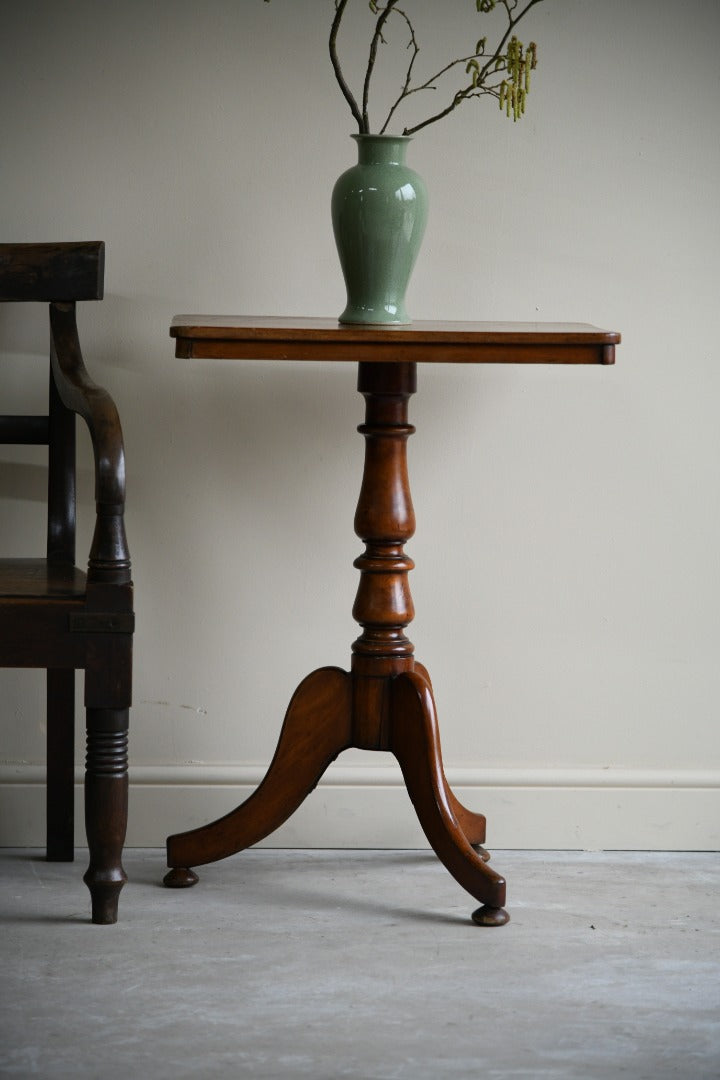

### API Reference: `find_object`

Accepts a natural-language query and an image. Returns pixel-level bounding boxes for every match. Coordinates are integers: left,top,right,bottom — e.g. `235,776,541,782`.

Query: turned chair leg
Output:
83,708,128,924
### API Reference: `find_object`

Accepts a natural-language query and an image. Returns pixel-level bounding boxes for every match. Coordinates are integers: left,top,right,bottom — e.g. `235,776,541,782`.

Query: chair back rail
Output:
0,241,104,302
0,416,50,444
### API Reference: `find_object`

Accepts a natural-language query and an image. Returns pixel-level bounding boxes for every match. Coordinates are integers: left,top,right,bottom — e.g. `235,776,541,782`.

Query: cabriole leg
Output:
414,661,489,857
390,671,508,925
165,667,353,881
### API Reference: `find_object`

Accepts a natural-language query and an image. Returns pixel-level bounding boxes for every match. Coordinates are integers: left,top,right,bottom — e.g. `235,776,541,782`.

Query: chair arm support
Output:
49,302,131,584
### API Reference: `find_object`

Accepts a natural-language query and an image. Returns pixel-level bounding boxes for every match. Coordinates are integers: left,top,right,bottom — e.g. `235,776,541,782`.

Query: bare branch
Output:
329,0,365,132
363,1,401,132
378,8,421,134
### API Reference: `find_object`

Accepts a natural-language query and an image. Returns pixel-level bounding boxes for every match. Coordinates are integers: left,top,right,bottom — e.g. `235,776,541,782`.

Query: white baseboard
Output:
2,763,719,850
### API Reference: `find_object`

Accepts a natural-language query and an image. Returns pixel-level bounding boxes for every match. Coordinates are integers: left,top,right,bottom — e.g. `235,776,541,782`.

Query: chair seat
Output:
0,558,87,598
0,560,88,668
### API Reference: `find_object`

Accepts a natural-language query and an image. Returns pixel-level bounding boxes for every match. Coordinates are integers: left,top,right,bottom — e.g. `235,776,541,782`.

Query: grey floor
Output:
1,849,719,1079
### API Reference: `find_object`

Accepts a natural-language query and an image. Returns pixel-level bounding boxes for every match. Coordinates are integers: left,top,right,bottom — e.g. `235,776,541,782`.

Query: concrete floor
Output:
1,849,719,1079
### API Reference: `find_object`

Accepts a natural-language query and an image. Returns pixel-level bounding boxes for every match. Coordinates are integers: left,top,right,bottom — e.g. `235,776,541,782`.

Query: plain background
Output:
1,0,719,849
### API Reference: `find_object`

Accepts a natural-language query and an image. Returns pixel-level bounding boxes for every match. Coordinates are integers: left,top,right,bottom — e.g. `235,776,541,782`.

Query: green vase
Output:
331,134,428,325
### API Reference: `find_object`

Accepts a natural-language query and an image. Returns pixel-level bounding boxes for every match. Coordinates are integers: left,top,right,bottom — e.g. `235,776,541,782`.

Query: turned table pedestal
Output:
164,318,619,925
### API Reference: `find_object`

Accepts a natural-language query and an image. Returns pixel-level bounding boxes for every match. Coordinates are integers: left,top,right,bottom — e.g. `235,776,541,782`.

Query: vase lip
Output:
351,132,412,142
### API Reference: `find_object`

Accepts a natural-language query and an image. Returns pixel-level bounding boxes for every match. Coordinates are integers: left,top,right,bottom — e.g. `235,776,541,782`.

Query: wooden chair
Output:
0,242,133,923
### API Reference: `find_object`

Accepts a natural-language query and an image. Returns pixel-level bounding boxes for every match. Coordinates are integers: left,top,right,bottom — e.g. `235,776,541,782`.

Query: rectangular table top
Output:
171,316,620,365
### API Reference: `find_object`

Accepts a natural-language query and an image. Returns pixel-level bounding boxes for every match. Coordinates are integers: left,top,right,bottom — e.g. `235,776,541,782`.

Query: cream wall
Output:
1,0,719,849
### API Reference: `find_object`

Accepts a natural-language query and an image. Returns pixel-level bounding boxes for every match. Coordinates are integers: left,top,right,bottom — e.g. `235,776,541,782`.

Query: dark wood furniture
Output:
165,317,619,925
0,242,133,924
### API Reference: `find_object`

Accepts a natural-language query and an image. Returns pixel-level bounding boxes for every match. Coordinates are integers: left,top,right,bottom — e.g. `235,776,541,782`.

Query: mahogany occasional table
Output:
164,317,620,926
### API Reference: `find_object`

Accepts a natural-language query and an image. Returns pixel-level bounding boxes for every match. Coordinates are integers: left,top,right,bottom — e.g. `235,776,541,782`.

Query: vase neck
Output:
352,134,410,166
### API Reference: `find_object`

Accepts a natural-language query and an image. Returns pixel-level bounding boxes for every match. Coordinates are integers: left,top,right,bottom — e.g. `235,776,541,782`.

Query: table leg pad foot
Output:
163,867,199,888
471,904,510,927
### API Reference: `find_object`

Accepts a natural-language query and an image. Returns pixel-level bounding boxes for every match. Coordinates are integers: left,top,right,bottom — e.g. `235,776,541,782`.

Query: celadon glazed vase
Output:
331,134,428,325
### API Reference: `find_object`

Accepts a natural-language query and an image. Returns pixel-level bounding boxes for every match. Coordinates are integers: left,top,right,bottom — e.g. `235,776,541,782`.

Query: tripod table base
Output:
165,665,507,924
165,317,620,926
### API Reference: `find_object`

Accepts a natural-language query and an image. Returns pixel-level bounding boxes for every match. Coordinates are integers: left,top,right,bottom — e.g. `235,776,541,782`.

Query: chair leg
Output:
83,707,128,924
46,669,75,862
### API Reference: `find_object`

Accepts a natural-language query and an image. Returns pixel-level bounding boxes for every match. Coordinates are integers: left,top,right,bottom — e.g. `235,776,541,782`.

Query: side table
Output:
164,318,619,925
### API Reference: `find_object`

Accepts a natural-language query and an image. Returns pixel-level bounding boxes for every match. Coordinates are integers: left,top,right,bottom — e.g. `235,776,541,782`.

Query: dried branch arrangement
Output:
264,0,544,135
